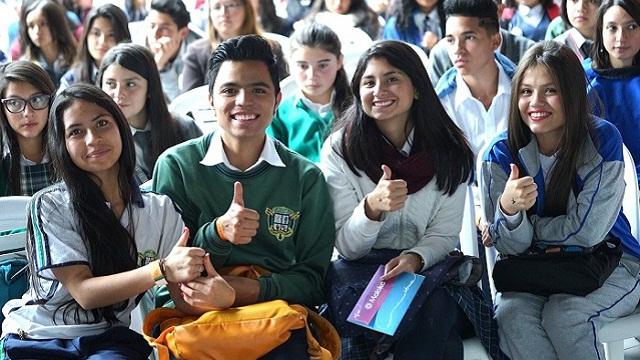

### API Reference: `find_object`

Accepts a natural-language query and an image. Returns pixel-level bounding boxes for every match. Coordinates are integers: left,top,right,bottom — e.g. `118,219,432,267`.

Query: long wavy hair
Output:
0,61,55,195
71,4,131,84
289,23,353,118
591,0,640,68
33,84,138,325
335,40,473,195
96,43,187,171
20,0,77,67
507,41,593,216
207,0,260,47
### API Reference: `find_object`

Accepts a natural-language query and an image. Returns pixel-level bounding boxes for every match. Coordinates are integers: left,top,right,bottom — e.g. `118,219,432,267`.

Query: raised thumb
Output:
380,164,392,182
232,181,244,207
174,227,190,247
509,163,520,181
204,254,219,277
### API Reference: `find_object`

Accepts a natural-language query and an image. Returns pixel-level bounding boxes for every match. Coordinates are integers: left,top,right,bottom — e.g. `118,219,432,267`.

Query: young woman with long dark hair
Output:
320,40,475,359
0,84,234,359
0,60,55,196
481,40,640,359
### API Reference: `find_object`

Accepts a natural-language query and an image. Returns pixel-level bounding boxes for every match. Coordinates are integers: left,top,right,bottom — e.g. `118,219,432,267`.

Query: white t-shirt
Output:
1,184,183,339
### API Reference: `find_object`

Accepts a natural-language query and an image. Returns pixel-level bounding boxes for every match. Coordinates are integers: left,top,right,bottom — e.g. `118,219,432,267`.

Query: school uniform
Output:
584,59,640,184
0,154,54,196
1,184,184,359
267,93,334,163
480,118,640,359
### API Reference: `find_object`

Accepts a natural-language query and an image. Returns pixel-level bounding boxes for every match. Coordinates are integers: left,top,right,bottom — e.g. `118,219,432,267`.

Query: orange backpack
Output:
142,266,340,360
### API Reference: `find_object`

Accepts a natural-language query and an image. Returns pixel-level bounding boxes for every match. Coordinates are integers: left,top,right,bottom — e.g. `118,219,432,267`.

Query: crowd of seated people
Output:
0,0,639,359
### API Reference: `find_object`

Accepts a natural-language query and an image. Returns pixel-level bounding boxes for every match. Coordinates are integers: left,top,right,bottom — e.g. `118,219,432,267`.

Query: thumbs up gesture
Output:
364,165,408,220
499,163,538,216
179,254,236,311
164,227,207,283
216,182,260,244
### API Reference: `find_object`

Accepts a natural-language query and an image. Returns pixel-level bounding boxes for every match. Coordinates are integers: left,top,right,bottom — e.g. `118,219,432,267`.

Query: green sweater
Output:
151,133,335,306
266,96,334,163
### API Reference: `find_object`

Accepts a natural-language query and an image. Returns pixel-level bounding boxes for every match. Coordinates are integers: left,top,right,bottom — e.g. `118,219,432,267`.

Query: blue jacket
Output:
382,10,423,47
584,59,640,183
435,52,516,99
509,10,551,42
480,117,640,261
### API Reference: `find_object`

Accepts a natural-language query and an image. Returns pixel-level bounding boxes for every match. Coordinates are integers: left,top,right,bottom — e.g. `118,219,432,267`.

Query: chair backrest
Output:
459,185,478,257
622,145,640,240
0,196,31,255
168,85,217,134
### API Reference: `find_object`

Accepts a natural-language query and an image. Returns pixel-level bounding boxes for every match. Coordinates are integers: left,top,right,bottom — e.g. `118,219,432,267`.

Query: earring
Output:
414,91,419,100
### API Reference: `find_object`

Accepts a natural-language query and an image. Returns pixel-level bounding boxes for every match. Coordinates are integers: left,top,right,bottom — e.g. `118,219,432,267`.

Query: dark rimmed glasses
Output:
1,94,51,114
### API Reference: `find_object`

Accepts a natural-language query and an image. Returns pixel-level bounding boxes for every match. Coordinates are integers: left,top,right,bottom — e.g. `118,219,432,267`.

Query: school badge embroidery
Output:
265,206,300,241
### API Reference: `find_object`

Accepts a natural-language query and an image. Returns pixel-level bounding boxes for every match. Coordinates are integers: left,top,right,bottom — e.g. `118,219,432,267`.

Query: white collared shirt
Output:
200,131,286,171
518,3,544,28
297,90,335,118
20,153,50,166
440,60,511,158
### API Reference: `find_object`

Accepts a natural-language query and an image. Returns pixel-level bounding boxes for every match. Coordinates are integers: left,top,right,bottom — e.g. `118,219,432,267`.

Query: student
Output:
584,0,640,182
19,0,77,87
548,0,601,60
480,40,640,360
143,0,201,101
319,39,475,359
97,43,202,183
152,34,335,357
507,0,560,41
436,0,516,158
250,0,293,35
382,0,446,52
267,23,352,163
0,61,55,196
181,0,287,91
60,4,131,90
0,84,230,359
300,0,381,40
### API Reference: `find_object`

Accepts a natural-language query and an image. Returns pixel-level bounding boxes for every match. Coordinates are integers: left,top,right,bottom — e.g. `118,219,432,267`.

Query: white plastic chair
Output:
168,85,217,134
0,196,31,255
599,145,640,360
458,186,492,360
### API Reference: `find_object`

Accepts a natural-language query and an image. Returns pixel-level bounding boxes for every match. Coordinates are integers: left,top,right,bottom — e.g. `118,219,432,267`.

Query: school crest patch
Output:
265,206,300,241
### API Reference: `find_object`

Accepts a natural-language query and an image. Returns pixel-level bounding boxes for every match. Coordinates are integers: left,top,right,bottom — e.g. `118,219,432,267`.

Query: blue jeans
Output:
2,326,151,360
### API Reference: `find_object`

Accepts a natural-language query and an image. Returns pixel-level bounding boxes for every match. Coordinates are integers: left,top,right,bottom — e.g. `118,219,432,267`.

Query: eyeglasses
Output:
1,94,51,114
211,1,242,12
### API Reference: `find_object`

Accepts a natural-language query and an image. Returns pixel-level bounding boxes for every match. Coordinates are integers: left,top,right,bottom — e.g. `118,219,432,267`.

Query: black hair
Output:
305,0,380,38
0,61,55,195
96,43,189,171
72,4,131,84
561,0,602,35
443,0,500,34
507,41,593,216
336,40,473,195
591,0,640,68
207,35,281,97
19,0,77,67
151,0,191,29
41,84,137,324
289,23,353,118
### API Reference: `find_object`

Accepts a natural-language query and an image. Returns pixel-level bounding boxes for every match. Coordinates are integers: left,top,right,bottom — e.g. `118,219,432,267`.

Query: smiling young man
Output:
151,35,335,358
435,0,516,159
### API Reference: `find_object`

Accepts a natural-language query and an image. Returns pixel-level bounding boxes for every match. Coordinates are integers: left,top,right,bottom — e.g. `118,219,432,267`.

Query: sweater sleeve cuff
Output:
351,197,385,237
203,218,232,256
